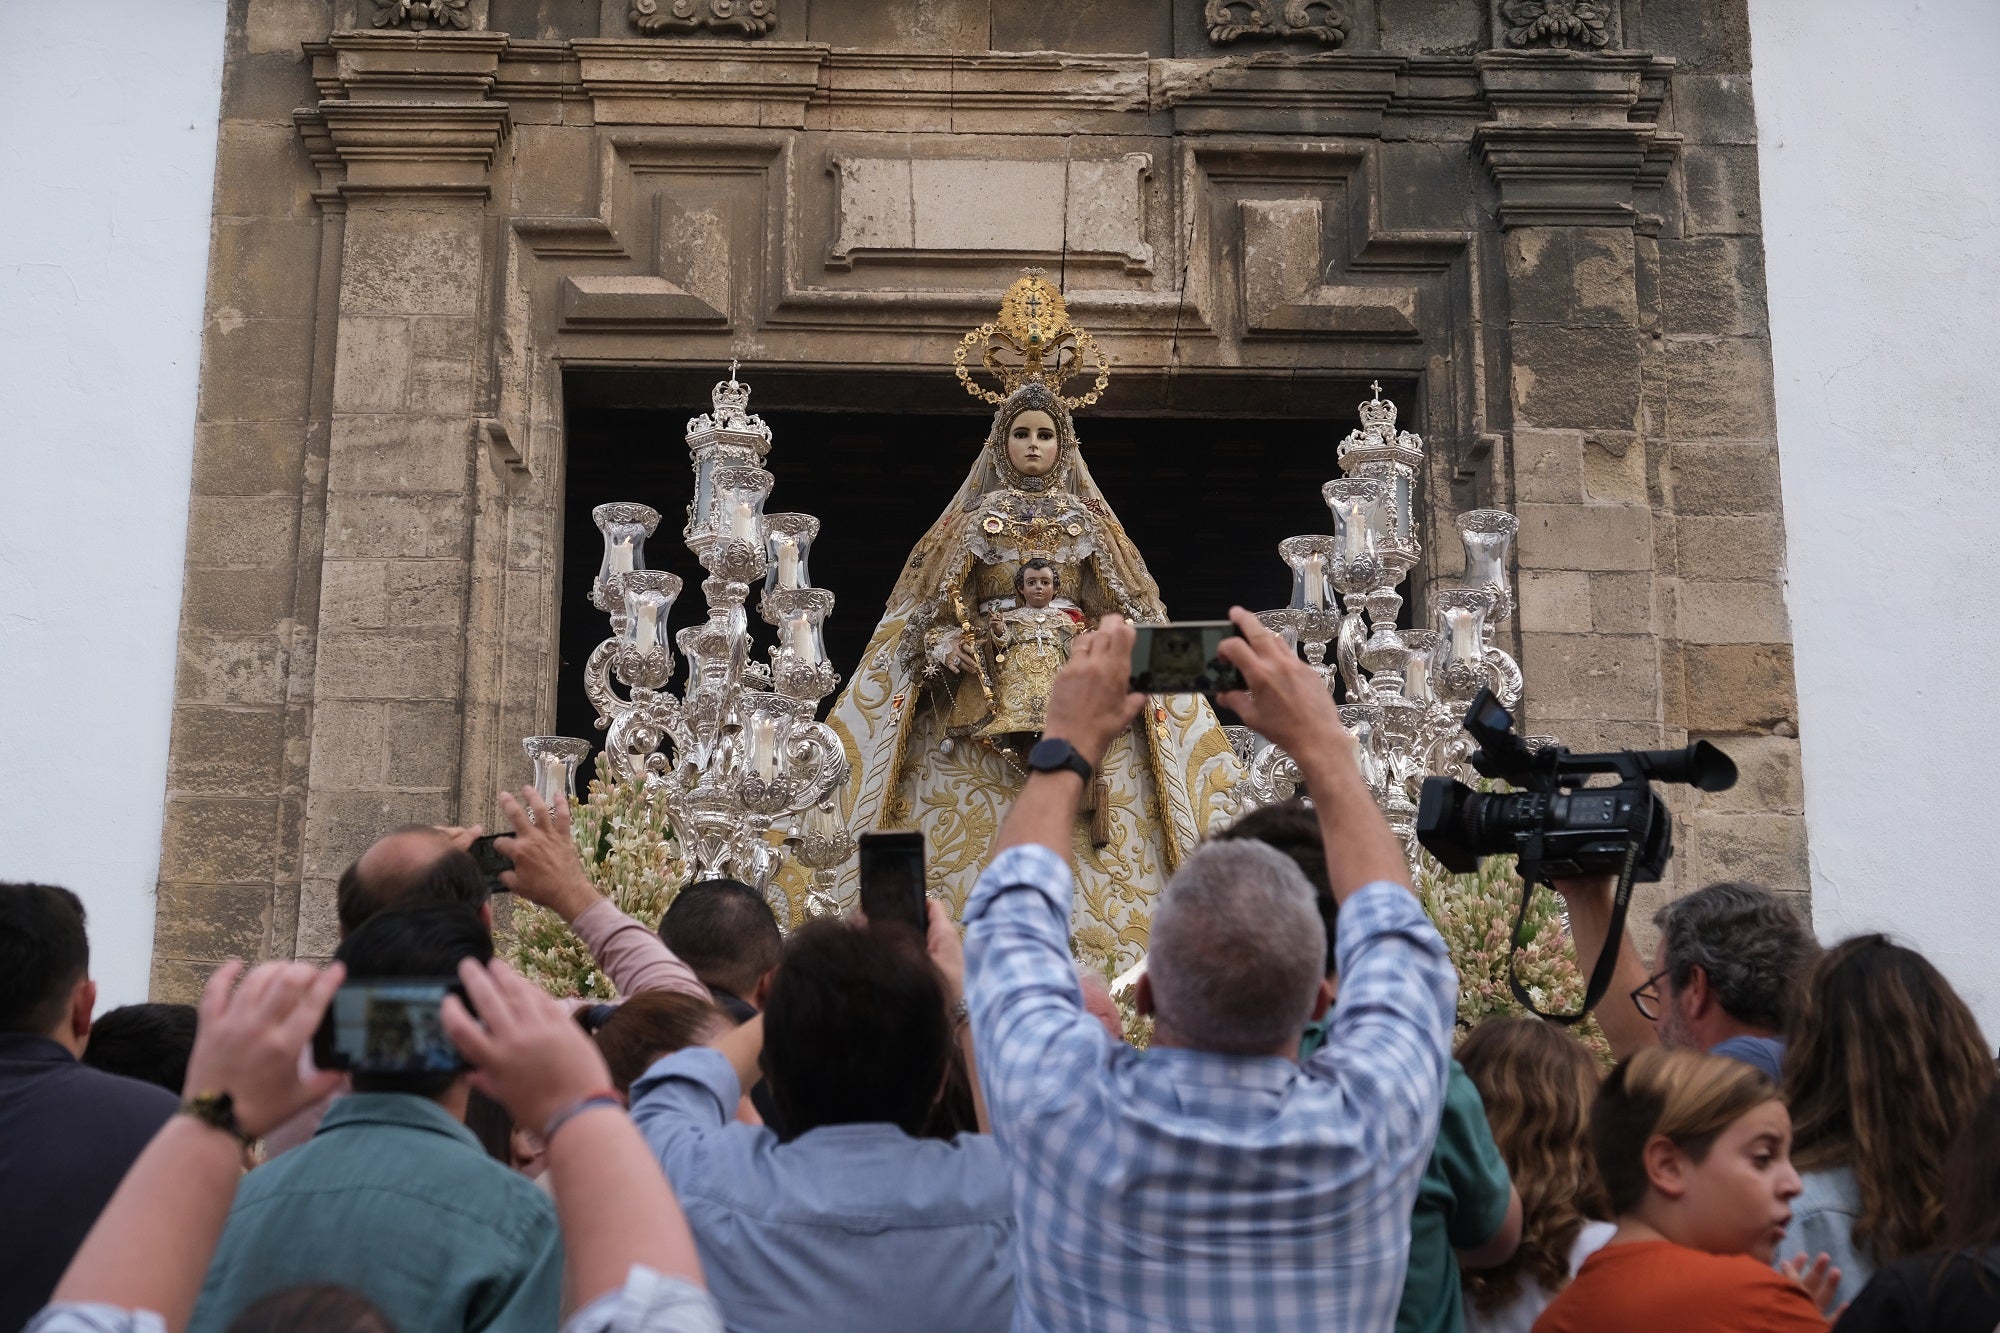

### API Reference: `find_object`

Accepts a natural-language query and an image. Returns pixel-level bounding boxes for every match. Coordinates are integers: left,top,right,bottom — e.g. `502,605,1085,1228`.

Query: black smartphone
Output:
1130,621,1246,695
312,978,471,1074
468,832,513,894
856,831,928,933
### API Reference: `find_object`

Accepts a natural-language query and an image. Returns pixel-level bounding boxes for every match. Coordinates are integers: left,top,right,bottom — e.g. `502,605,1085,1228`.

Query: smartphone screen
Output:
313,978,468,1074
856,831,928,933
1130,621,1246,695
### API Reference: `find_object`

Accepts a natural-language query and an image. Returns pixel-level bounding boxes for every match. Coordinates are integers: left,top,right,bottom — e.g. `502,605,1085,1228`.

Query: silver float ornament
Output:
555,364,853,919
1233,383,1526,860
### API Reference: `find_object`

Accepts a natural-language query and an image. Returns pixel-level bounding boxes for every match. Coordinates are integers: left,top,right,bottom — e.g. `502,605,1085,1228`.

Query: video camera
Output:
1413,688,1738,1023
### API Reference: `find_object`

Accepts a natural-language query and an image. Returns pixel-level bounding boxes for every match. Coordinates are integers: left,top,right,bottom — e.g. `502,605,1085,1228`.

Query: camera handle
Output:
1506,837,1641,1027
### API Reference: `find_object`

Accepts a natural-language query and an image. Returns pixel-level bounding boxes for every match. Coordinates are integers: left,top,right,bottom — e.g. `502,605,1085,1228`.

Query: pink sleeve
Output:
570,899,710,1000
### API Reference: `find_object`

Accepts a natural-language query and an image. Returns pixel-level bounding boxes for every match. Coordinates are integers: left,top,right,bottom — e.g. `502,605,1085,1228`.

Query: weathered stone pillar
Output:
1478,47,1805,904
292,32,509,957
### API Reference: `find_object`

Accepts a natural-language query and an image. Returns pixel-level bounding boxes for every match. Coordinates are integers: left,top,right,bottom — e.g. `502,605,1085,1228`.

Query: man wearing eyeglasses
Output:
1553,877,1819,1080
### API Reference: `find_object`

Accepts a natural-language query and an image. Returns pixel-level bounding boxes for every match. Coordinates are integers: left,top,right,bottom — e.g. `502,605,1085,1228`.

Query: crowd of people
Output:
2,607,1996,1333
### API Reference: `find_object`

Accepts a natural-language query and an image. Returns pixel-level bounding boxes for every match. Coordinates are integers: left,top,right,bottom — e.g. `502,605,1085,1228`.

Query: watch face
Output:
1029,739,1071,769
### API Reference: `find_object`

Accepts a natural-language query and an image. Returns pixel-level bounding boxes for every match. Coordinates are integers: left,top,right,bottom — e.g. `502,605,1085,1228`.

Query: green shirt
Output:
1395,1061,1514,1333
190,1093,562,1333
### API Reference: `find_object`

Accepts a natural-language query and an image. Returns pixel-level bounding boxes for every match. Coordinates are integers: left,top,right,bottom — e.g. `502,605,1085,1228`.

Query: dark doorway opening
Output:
556,372,1403,746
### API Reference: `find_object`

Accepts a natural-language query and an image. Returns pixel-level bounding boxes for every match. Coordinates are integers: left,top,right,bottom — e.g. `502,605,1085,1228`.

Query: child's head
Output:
1593,1047,1800,1262
1016,558,1057,608
1457,1017,1607,1309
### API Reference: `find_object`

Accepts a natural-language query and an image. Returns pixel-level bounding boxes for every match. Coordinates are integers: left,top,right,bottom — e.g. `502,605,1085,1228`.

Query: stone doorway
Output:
557,368,1413,743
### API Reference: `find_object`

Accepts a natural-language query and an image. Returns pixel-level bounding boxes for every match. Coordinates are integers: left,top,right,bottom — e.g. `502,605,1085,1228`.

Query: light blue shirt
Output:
629,1046,1015,1333
1775,1165,1871,1309
966,843,1458,1333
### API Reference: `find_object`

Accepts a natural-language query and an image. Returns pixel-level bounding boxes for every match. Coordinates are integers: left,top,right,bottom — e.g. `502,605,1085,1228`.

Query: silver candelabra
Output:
523,366,854,913
1232,384,1528,853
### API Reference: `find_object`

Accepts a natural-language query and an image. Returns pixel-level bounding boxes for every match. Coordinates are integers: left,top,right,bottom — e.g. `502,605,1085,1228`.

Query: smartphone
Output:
856,831,928,933
312,978,471,1074
468,833,513,895
1130,621,1246,695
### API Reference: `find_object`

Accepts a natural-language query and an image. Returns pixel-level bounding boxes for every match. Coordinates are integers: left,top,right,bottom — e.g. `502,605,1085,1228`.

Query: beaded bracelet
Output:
541,1091,623,1146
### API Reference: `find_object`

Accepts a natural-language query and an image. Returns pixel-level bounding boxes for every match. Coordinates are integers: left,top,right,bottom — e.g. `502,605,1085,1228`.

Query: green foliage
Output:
504,755,686,1000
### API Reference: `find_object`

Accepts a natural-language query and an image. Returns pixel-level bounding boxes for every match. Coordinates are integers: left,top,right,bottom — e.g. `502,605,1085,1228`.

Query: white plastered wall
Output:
1750,0,2000,1043
0,3,228,1008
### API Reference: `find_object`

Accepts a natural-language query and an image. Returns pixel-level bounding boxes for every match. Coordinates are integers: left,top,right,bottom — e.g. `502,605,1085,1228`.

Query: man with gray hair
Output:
1554,875,1818,1077
963,609,1457,1331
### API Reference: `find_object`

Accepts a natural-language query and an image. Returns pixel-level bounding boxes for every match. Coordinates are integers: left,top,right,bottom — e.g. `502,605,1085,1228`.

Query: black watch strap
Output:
181,1090,254,1147
1027,737,1094,784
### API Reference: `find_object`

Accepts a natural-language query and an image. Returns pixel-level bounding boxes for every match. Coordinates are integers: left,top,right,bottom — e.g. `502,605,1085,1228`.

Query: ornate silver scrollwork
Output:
563,369,851,895
1230,386,1531,869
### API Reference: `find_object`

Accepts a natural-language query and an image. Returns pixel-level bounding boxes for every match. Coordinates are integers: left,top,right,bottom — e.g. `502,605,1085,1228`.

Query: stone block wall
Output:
152,0,1807,994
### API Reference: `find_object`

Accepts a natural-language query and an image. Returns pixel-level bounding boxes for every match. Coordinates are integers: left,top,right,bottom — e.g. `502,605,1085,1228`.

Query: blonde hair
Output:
1458,1018,1608,1312
1592,1048,1779,1215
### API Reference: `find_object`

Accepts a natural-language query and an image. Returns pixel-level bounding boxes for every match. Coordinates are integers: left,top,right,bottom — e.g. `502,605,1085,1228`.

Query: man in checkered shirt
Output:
965,608,1457,1332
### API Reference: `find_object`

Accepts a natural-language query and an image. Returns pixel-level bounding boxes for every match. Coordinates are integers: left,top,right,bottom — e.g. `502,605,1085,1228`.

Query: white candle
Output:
1446,606,1480,662
773,533,802,589
634,601,659,654
1403,651,1431,704
1304,553,1327,609
730,499,759,545
1341,508,1370,563
785,614,822,665
608,535,635,576
748,715,780,782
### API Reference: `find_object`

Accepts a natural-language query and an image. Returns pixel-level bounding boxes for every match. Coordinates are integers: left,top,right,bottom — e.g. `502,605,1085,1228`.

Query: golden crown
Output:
953,271,1111,410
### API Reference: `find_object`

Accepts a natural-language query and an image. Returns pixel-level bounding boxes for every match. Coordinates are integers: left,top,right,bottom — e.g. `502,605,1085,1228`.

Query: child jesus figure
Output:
976,557,1085,744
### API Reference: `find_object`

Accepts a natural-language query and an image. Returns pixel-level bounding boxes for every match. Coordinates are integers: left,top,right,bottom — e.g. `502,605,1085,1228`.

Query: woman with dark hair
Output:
1778,934,1994,1306
1458,1018,1613,1333
1532,1048,1834,1332
1835,1078,2000,1331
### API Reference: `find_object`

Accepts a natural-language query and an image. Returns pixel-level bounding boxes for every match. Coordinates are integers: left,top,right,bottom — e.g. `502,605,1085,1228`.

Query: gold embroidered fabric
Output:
823,380,1244,970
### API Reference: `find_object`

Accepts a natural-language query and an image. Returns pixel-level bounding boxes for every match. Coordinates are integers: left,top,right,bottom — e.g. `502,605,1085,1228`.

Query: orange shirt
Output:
1532,1240,1828,1333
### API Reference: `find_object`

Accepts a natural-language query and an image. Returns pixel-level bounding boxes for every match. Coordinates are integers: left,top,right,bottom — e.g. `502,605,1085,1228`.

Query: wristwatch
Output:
181,1090,255,1148
1026,737,1094,784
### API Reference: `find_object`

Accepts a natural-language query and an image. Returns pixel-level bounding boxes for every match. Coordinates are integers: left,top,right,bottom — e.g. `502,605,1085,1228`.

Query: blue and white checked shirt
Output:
966,843,1457,1333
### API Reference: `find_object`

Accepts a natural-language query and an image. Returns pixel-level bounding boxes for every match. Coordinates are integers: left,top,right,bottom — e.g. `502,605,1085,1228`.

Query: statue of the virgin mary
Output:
826,275,1242,968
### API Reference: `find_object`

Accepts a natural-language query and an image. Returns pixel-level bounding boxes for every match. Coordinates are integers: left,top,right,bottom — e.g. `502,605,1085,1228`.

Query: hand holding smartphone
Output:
313,978,472,1074
467,832,514,895
1129,621,1246,696
856,831,928,933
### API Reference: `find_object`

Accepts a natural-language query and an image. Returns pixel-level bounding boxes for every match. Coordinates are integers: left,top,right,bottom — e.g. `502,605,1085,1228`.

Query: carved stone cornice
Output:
1472,49,1676,229
630,0,776,37
297,32,511,199
571,39,825,127
1168,53,1404,136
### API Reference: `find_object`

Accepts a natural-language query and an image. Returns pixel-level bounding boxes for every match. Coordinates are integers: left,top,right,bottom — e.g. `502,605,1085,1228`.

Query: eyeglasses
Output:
1631,968,1672,1021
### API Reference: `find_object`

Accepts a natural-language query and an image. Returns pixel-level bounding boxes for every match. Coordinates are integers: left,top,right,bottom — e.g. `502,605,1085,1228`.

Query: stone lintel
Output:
1476,123,1660,229
1168,55,1403,136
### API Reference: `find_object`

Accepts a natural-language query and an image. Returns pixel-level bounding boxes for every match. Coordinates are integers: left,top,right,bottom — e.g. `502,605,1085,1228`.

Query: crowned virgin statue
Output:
827,275,1242,968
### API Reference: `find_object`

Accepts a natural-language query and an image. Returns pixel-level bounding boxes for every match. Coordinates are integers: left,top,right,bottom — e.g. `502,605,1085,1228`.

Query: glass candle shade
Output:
780,607,828,668
1322,479,1386,592
1279,535,1339,612
591,503,661,610
762,513,819,599
1457,510,1519,623
1429,588,1492,702
522,736,591,812
707,466,772,549
616,571,681,687
741,710,784,785
1399,629,1437,706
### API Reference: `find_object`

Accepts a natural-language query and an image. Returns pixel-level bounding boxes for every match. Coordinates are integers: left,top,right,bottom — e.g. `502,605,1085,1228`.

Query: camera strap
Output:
1506,837,1641,1027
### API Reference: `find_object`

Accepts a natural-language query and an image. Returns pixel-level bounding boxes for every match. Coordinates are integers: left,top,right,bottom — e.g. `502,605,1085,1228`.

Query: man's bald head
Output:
336,825,490,937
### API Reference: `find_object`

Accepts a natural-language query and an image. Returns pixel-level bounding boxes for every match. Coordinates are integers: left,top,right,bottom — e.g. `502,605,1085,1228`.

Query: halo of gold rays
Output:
953,270,1112,410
